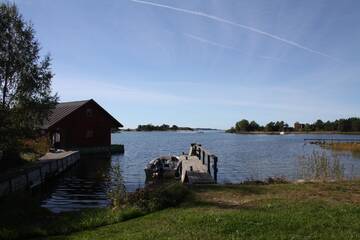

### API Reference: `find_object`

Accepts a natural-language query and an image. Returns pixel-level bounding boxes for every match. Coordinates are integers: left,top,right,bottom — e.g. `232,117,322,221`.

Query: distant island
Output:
227,117,360,134
135,124,193,132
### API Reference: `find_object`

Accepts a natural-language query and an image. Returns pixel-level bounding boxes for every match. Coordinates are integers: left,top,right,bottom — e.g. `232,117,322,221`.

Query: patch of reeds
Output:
298,150,344,181
107,161,127,210
321,142,360,153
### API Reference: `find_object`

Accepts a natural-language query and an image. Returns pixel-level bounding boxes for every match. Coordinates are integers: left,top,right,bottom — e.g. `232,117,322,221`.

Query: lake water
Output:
41,131,360,213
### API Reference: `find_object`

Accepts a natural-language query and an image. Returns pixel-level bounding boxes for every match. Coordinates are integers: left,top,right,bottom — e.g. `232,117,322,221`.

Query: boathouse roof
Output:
41,99,123,129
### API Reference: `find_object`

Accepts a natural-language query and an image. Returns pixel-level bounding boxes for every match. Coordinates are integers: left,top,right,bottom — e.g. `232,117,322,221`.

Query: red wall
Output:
49,101,117,149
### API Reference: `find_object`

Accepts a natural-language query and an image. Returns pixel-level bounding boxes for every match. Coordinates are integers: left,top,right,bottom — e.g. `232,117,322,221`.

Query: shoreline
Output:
3,180,360,239
226,131,360,135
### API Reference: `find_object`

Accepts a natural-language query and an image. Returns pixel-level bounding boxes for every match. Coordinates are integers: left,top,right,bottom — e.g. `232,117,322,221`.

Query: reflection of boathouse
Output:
41,99,123,150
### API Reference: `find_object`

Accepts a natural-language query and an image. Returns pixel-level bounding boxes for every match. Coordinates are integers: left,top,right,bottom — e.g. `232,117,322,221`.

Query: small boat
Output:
280,131,285,135
144,155,180,179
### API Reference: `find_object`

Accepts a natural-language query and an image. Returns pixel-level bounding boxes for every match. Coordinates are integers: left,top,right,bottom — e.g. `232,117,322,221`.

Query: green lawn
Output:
47,182,360,240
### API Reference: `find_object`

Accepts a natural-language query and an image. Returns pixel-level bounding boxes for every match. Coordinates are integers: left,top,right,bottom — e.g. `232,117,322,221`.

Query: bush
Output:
127,183,190,212
22,136,50,155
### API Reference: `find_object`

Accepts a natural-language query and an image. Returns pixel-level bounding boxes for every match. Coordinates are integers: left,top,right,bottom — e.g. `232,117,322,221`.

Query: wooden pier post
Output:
207,155,211,174
213,156,218,183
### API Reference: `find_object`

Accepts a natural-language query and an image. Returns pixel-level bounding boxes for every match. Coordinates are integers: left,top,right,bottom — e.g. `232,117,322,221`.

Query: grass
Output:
3,181,360,239
48,181,360,240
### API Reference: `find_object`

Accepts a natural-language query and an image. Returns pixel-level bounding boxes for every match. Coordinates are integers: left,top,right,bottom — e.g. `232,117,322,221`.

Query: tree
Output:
248,121,260,131
350,118,360,132
303,123,313,132
274,121,285,131
336,119,347,132
314,119,324,131
235,119,249,132
0,3,58,157
265,122,275,132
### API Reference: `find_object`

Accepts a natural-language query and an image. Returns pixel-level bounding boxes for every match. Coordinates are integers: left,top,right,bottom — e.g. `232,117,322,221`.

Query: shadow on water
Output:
39,155,115,213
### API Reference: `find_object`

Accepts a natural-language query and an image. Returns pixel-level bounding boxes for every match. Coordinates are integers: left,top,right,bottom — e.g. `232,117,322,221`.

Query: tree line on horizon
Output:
227,117,360,133
136,124,193,131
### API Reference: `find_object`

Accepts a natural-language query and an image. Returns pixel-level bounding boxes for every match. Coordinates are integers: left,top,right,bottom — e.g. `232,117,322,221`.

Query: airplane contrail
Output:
184,33,281,61
130,0,338,61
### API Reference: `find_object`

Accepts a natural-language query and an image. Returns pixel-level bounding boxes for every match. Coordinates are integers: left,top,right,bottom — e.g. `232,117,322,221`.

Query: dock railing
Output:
190,143,218,183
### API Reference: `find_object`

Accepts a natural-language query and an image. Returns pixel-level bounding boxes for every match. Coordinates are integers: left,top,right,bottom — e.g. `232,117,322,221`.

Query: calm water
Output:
41,131,360,212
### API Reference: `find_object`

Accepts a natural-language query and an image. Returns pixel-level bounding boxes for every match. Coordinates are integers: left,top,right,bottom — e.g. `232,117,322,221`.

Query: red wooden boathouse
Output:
41,99,123,150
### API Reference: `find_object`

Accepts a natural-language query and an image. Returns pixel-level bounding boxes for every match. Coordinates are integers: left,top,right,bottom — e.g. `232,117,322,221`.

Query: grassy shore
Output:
50,181,360,240
3,181,360,240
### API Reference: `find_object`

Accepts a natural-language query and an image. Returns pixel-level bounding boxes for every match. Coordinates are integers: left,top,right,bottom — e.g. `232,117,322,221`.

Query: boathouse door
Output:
52,131,61,149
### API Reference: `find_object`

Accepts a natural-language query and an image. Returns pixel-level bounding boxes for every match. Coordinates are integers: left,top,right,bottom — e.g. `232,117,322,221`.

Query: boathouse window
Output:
86,130,94,138
86,108,93,117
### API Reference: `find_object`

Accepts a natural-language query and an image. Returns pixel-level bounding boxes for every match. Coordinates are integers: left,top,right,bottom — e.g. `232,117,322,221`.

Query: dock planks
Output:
179,155,215,184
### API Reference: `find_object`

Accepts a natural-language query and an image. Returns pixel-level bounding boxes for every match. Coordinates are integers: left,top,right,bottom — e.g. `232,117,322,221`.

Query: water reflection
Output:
41,155,114,213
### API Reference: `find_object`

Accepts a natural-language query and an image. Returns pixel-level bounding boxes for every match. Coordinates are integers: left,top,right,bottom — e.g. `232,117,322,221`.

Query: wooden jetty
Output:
0,151,80,197
179,143,218,184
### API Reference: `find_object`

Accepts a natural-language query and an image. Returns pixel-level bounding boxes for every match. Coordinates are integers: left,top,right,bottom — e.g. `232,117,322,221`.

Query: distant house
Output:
41,99,123,150
294,122,305,131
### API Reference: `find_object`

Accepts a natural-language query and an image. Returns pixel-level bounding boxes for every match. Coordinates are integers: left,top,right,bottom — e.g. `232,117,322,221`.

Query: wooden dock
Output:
0,151,80,197
179,143,218,184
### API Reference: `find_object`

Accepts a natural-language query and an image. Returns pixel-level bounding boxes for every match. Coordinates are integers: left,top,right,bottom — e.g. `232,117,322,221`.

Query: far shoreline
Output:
116,130,360,135
226,131,360,135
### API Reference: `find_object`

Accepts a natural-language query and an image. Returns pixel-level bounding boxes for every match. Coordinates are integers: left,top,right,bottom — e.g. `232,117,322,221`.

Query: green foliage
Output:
235,119,249,132
127,182,190,212
0,3,58,155
136,124,193,131
228,117,360,133
249,120,260,131
107,161,127,210
314,119,324,131
265,121,276,131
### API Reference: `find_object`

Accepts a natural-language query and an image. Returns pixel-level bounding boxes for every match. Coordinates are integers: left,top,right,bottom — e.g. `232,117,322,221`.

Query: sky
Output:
8,0,360,129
